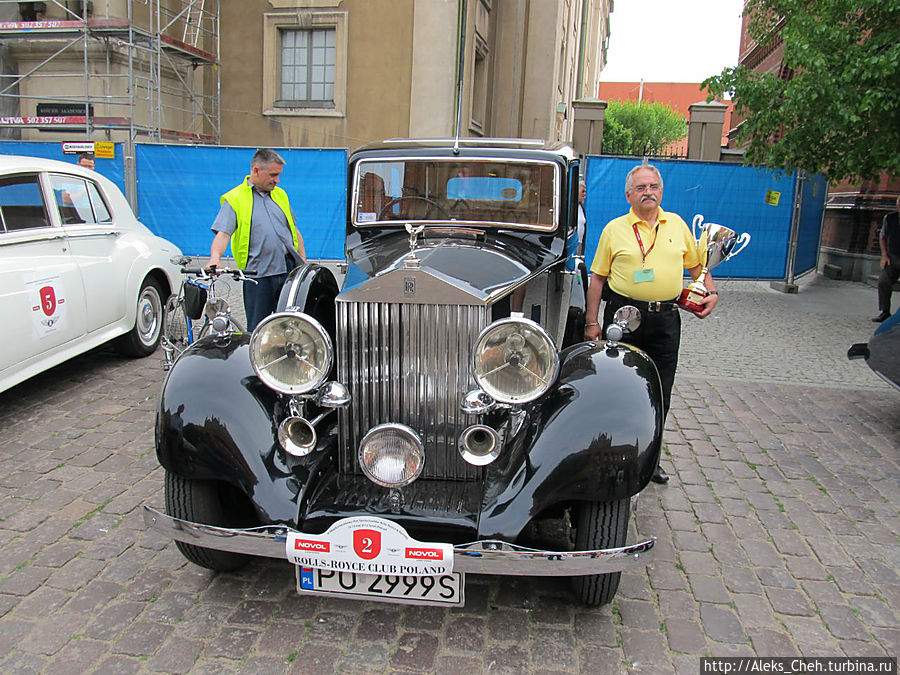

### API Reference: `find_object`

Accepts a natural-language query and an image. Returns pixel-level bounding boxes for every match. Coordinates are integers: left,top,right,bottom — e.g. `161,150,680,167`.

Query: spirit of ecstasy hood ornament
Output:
405,223,425,252
403,223,425,269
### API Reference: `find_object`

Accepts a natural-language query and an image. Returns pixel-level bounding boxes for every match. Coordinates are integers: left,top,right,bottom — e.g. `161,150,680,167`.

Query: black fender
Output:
155,334,332,525
277,262,339,345
478,340,663,540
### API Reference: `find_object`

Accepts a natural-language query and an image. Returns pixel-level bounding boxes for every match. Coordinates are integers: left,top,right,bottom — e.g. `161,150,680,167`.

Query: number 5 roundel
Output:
40,286,57,316
353,529,381,560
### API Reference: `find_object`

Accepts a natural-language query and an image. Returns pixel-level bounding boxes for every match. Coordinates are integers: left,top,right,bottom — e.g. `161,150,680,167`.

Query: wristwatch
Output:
707,290,718,295
585,321,599,327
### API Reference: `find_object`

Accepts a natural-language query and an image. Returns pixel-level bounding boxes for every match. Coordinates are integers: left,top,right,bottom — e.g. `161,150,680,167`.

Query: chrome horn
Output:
458,424,502,466
278,416,317,457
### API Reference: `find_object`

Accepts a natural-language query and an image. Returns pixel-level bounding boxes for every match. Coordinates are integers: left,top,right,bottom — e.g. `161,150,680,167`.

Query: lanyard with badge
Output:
632,222,658,283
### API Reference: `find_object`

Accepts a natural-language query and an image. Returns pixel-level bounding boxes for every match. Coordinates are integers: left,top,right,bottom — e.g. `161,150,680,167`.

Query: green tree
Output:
703,0,900,183
601,100,688,157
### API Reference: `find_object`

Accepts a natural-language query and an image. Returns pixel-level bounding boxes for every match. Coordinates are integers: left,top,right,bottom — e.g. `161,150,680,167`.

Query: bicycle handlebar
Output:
181,266,257,280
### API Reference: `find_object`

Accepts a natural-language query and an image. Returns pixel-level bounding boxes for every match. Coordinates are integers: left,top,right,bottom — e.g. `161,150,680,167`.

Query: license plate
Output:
296,567,464,606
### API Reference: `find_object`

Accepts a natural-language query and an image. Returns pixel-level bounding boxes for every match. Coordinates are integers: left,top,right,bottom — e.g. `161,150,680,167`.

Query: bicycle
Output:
161,256,257,370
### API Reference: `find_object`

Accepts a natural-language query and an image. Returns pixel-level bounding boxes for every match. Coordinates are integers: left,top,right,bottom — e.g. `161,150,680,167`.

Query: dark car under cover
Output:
849,308,900,391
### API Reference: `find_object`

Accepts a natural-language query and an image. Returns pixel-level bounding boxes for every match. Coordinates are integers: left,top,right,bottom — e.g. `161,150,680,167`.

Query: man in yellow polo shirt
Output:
584,163,718,484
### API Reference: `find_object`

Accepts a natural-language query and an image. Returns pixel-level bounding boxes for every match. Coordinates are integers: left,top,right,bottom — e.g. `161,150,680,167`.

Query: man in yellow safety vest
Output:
209,148,306,329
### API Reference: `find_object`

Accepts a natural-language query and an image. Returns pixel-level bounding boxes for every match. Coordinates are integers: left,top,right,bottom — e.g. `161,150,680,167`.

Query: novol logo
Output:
405,547,443,560
294,539,330,552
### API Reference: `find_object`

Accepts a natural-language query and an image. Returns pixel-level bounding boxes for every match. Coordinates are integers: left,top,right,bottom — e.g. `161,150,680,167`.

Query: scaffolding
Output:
0,0,220,144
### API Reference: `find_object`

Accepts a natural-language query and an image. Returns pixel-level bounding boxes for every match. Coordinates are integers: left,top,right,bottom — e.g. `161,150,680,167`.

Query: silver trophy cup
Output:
678,217,750,312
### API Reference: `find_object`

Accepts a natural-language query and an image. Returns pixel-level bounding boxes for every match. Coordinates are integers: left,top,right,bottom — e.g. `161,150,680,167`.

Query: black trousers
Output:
877,257,900,314
603,291,681,417
243,273,288,331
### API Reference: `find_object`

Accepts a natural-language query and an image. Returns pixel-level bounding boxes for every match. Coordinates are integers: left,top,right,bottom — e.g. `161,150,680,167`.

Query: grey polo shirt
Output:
212,181,302,277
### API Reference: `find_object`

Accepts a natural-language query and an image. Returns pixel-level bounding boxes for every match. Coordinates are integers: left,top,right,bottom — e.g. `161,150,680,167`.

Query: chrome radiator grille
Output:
336,301,490,480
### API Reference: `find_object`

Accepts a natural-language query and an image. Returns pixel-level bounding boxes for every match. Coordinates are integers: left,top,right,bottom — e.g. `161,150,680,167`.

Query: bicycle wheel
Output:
163,294,191,357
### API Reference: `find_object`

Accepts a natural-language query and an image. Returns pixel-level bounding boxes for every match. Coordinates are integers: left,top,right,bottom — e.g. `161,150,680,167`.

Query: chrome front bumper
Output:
143,506,654,576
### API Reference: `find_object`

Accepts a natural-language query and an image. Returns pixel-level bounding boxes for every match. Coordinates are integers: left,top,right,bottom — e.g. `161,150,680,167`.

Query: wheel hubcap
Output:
138,287,162,345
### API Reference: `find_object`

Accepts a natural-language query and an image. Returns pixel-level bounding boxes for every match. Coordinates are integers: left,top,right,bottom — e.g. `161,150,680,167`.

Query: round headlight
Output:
250,312,333,394
359,423,424,488
472,318,559,404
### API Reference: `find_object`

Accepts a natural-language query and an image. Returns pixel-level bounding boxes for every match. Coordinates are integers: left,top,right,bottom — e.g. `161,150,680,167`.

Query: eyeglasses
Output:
632,183,660,193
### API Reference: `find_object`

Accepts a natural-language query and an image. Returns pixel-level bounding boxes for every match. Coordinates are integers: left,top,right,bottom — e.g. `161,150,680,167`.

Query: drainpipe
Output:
453,0,467,151
575,0,589,99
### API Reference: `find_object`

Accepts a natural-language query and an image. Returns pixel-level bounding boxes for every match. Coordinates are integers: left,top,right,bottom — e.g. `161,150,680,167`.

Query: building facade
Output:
219,0,611,149
0,1,612,152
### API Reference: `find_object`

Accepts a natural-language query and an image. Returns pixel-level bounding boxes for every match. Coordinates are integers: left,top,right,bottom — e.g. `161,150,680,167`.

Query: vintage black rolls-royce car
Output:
144,138,662,607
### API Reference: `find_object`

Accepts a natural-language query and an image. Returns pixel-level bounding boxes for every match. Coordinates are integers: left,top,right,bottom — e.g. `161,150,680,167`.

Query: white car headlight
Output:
250,313,333,394
472,318,559,404
359,423,425,487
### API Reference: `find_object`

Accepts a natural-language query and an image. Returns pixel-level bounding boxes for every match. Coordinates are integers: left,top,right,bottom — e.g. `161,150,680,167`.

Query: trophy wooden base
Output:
677,286,707,313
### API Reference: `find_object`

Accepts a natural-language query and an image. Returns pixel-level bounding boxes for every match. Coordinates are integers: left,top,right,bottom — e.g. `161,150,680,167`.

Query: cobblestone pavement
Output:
679,276,894,391
0,275,897,674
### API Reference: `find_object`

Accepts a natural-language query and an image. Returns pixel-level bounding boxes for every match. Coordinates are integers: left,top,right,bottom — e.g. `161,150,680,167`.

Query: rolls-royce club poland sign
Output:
285,516,453,576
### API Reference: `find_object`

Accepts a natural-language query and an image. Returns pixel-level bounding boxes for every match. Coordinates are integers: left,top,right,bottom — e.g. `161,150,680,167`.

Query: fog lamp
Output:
358,423,424,488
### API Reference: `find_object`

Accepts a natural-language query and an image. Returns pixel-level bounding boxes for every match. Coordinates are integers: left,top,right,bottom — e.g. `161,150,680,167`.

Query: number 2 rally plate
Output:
285,516,454,576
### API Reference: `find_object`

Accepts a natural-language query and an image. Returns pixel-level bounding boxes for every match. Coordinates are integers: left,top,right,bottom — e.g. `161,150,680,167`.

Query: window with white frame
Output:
278,28,336,108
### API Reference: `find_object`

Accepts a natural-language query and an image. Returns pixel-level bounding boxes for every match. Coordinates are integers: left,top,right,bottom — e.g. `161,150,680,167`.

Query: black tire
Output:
164,471,253,571
571,498,630,606
116,277,164,357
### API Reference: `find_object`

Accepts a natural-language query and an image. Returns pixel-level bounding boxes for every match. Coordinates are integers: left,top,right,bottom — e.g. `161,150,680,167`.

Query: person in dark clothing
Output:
873,196,900,323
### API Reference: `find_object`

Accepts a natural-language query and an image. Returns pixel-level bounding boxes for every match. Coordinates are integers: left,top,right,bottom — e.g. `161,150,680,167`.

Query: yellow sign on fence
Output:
93,142,114,159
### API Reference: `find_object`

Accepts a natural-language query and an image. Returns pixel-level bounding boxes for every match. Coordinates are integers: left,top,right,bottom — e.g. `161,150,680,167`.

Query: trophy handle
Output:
725,232,751,261
691,214,704,240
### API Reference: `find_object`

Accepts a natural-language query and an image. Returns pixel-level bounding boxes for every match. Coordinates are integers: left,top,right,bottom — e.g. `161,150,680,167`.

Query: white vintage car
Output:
0,154,183,393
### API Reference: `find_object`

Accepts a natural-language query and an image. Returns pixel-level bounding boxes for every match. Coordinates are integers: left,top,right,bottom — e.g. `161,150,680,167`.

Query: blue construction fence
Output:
583,156,825,279
0,142,824,279
0,141,347,260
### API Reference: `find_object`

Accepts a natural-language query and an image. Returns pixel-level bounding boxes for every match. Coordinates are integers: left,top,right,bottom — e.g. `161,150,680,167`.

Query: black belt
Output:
608,289,679,312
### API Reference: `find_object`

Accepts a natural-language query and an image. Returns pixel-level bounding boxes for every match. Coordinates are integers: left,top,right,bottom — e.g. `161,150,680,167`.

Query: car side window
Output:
86,181,112,223
50,174,93,224
0,174,51,232
49,174,112,225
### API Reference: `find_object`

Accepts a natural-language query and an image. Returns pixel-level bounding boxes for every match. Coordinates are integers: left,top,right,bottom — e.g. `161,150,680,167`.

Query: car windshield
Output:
353,158,558,230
